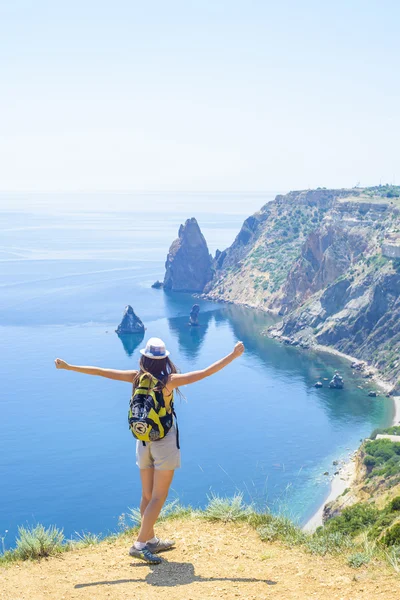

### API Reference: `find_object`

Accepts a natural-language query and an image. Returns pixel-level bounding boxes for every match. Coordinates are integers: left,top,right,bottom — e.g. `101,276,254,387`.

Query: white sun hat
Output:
140,337,170,359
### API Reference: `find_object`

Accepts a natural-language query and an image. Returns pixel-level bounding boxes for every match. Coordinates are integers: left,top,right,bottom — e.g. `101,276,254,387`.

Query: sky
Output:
0,0,399,193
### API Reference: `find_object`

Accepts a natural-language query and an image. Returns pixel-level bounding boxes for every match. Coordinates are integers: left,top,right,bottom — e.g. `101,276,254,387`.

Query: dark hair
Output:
133,355,182,397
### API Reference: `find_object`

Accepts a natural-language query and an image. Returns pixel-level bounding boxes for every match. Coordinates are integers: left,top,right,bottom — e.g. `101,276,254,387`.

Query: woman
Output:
55,336,245,564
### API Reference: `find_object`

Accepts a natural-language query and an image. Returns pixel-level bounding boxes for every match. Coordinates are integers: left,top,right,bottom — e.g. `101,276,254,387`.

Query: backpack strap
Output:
136,374,158,448
171,403,180,449
137,373,160,403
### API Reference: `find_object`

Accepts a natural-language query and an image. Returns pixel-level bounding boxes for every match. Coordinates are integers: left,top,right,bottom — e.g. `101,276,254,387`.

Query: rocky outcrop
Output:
275,269,400,385
278,225,367,314
151,280,164,289
115,305,145,334
202,186,400,385
213,213,267,273
189,304,200,326
382,233,400,259
164,218,213,292
329,372,344,389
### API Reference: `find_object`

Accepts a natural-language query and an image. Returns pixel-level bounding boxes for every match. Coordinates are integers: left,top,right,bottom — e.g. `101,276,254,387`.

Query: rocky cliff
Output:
164,217,213,292
203,186,400,388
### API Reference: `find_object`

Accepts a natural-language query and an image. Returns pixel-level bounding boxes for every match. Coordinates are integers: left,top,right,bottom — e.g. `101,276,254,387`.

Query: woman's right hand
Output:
54,358,69,370
232,341,245,358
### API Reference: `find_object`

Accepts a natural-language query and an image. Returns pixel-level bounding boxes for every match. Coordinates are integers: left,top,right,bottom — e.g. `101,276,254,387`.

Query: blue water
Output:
0,194,394,548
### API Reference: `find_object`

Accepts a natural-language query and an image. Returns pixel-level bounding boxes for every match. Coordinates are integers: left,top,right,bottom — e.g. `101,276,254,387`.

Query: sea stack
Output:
163,218,213,292
189,304,200,326
329,372,344,389
115,305,145,334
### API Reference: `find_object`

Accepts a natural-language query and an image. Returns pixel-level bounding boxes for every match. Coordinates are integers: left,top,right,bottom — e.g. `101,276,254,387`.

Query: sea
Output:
0,192,394,549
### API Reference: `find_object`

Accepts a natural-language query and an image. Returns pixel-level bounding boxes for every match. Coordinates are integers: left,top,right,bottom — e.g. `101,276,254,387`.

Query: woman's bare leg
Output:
136,469,174,543
139,469,155,539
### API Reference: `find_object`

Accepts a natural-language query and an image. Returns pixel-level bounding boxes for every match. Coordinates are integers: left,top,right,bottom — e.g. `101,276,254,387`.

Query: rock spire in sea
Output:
115,305,145,335
189,304,200,326
163,218,213,293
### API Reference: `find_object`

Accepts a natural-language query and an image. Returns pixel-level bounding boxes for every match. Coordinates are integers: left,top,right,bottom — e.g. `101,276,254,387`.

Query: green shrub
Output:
383,523,400,547
258,516,305,546
15,524,64,560
305,531,354,556
370,513,396,538
370,426,400,439
73,532,101,547
384,546,400,573
362,439,400,479
389,497,400,512
364,456,377,468
372,457,400,478
324,503,379,537
347,552,370,568
202,493,253,523
0,550,20,565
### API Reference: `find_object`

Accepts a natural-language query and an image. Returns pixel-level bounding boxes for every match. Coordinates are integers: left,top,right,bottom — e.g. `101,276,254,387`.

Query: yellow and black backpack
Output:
128,373,179,447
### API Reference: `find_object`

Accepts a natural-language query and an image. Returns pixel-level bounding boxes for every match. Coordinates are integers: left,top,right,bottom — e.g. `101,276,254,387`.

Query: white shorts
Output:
136,424,181,470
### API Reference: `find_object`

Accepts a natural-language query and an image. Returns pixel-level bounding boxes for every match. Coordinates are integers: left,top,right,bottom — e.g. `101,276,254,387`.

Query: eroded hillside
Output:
203,186,400,388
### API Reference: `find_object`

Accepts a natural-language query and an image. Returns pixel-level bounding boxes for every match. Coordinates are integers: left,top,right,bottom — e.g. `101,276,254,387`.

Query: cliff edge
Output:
2,518,399,599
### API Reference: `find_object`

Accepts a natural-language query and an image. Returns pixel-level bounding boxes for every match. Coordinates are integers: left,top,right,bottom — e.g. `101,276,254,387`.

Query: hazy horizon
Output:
1,1,399,193
0,190,281,215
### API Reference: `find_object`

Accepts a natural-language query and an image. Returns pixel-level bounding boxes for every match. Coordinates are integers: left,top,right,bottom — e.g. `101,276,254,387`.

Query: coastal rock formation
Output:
278,225,367,314
164,218,213,293
202,185,400,387
329,372,344,389
151,280,163,289
115,305,145,334
189,304,200,326
382,233,400,259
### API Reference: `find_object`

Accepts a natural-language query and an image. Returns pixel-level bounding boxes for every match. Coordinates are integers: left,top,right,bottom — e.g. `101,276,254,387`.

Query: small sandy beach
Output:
303,456,357,532
303,396,400,533
303,344,400,532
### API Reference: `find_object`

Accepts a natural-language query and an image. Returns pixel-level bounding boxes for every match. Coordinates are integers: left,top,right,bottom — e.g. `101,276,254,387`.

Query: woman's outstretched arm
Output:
54,358,138,382
167,341,244,389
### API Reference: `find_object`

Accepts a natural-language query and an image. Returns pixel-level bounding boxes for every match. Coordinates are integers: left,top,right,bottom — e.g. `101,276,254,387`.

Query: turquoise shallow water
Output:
0,196,394,548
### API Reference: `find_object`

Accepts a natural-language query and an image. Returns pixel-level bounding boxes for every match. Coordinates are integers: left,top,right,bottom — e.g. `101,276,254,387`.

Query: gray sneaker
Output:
128,545,162,564
146,538,175,553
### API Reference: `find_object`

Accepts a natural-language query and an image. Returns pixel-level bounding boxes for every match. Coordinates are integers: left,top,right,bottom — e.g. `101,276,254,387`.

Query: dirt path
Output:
1,519,400,600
